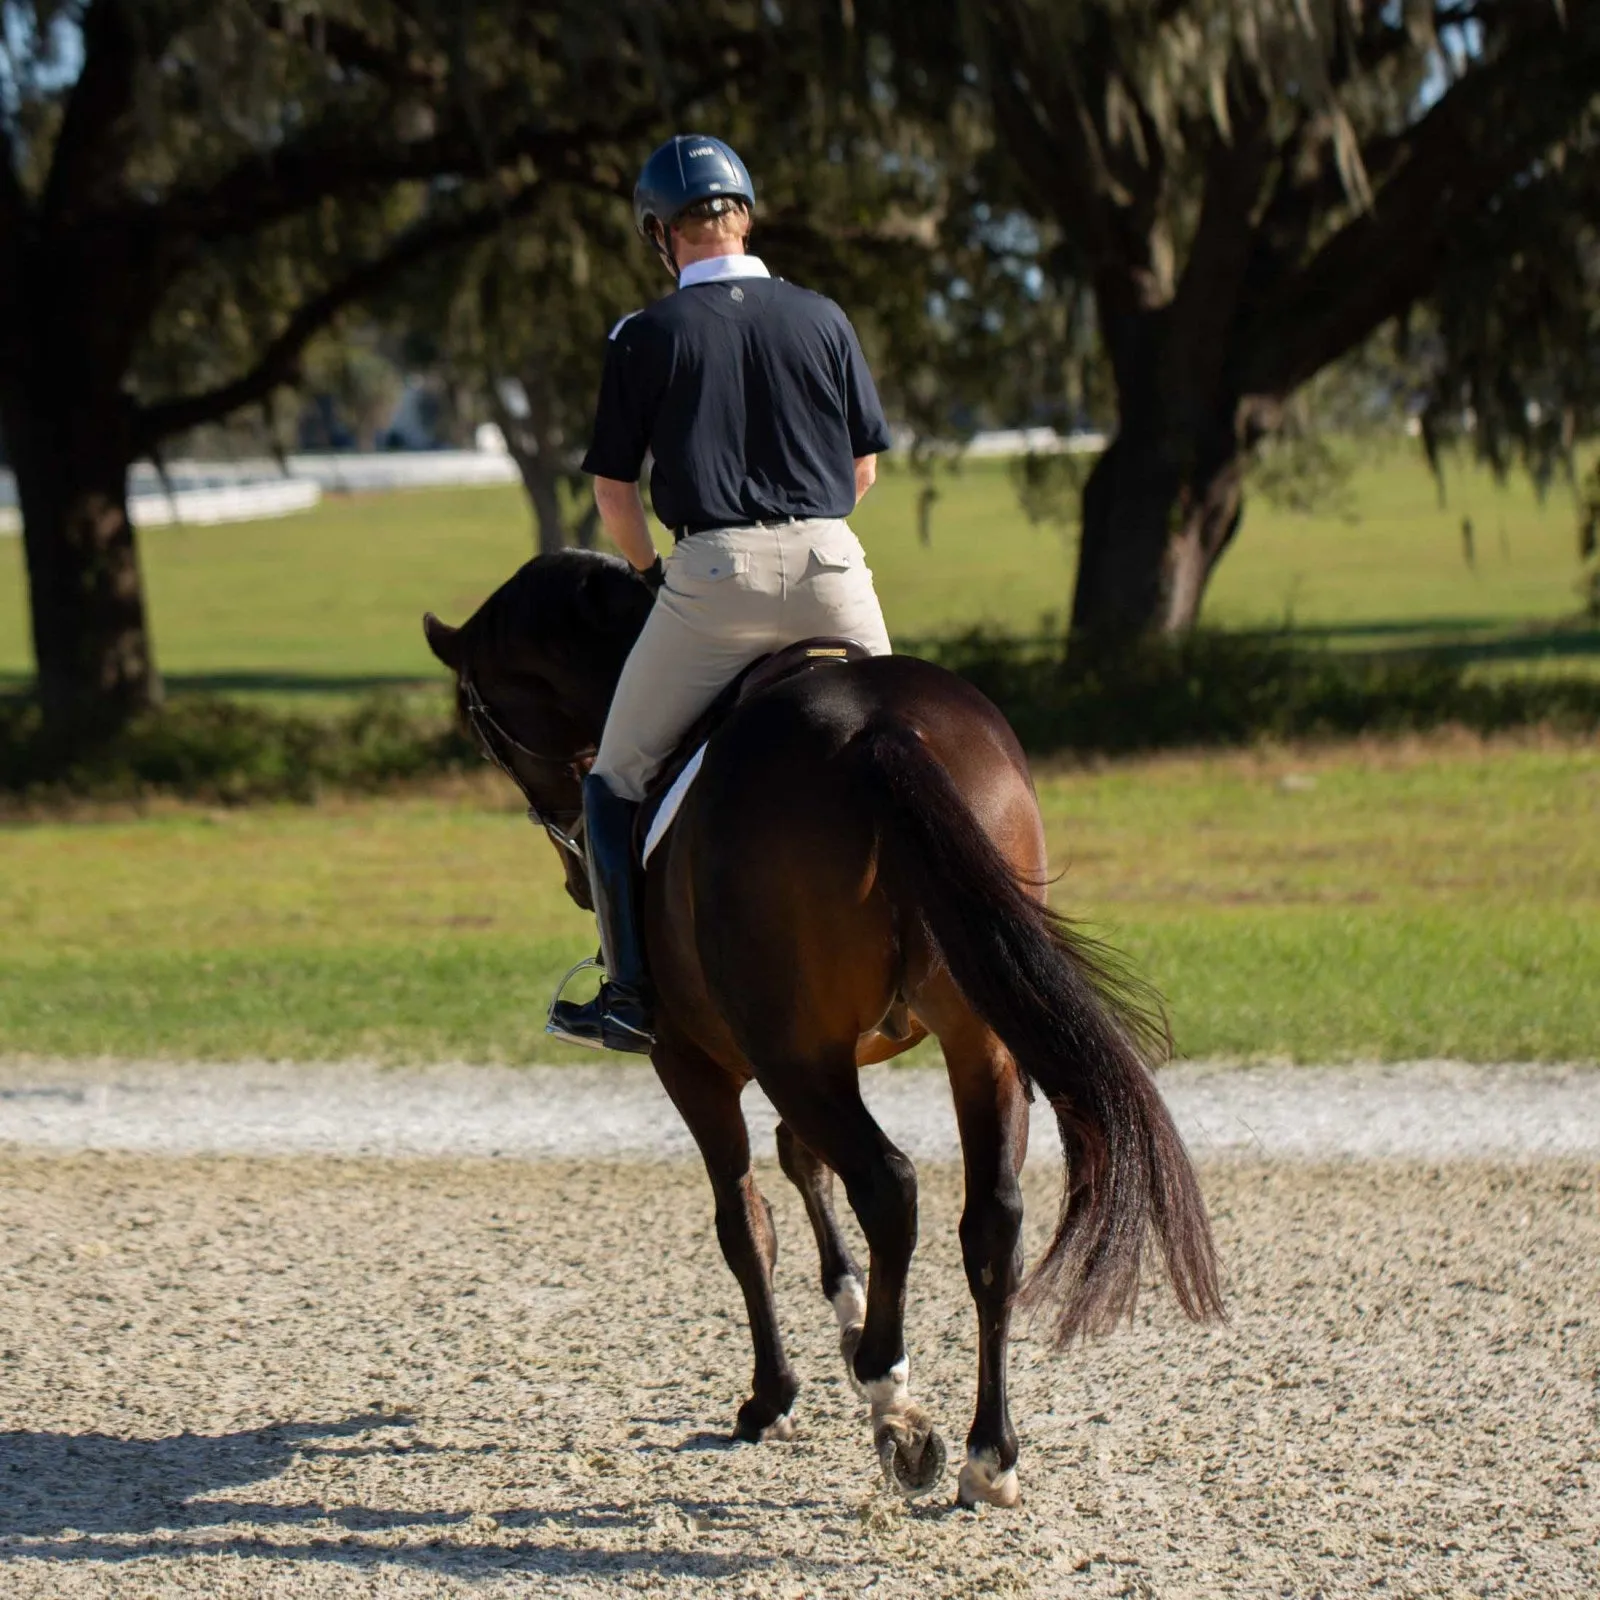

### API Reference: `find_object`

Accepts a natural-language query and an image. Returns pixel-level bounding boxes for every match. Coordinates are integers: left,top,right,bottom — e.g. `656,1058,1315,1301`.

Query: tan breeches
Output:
592,518,892,802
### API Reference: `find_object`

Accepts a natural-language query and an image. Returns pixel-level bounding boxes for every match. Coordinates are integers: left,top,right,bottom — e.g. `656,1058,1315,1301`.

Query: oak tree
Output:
866,0,1600,647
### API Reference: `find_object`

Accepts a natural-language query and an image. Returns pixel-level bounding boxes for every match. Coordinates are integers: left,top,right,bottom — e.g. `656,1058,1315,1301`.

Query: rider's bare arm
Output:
593,476,660,571
854,454,877,506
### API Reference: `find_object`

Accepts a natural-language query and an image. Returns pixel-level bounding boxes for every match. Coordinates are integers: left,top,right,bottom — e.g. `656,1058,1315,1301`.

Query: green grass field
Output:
3,739,1595,1064
3,445,1595,697
3,448,1596,1065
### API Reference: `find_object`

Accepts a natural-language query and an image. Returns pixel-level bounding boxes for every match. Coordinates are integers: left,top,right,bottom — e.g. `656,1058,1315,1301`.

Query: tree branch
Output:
981,0,1173,312
1163,84,1273,423
979,3,1115,263
40,0,148,224
131,182,548,452
139,40,757,246
1241,3,1600,398
263,4,445,94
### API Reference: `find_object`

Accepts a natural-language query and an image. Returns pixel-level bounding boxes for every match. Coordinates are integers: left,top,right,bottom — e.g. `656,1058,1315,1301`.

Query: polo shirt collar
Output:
678,254,771,290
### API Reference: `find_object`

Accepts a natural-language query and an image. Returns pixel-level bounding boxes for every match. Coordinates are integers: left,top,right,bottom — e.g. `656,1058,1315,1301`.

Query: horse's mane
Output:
458,548,649,674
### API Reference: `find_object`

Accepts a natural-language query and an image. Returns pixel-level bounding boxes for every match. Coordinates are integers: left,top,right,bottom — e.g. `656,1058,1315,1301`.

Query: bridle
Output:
459,670,593,861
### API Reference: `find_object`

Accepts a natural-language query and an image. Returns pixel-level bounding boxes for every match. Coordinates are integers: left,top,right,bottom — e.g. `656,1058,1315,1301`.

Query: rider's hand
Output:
634,556,666,595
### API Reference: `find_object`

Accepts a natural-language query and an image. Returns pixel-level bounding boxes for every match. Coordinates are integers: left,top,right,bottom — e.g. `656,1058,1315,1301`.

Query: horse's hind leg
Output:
775,1120,867,1382
653,1037,800,1442
938,1007,1030,1507
761,1066,946,1496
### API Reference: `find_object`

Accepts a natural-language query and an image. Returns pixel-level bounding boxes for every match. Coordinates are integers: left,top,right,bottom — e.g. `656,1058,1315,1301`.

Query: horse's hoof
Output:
957,1452,1021,1508
732,1399,796,1444
874,1407,947,1498
761,1411,797,1443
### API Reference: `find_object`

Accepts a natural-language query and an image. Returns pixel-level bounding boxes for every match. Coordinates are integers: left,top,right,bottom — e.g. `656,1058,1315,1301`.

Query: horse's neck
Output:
573,662,628,745
594,628,645,719
552,616,646,740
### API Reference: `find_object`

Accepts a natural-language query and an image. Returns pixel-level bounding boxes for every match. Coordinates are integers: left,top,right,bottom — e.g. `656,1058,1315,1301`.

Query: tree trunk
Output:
1070,432,1245,648
2,209,165,740
2,374,160,737
518,452,569,557
486,381,570,555
573,498,601,550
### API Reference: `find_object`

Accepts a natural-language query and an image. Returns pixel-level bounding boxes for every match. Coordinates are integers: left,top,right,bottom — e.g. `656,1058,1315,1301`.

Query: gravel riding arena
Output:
2,1059,1597,1598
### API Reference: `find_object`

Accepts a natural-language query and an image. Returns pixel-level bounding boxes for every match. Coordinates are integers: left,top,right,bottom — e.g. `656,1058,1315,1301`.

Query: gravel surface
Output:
1,1064,1597,1596
2,1057,1598,1161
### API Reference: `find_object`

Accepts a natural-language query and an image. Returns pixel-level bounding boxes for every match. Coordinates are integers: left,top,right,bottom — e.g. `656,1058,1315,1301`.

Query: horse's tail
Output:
853,717,1223,1342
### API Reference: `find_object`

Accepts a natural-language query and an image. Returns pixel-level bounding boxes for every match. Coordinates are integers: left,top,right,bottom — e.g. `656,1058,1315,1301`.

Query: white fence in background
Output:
961,428,1106,458
0,476,321,535
0,450,520,535
200,450,520,493
0,434,1104,536
129,479,323,526
884,426,1107,459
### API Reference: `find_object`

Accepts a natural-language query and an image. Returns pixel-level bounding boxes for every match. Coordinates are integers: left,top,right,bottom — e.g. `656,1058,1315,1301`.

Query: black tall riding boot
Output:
546,774,656,1055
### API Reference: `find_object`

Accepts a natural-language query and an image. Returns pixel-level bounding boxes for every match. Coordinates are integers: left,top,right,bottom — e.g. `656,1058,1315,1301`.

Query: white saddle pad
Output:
641,743,708,868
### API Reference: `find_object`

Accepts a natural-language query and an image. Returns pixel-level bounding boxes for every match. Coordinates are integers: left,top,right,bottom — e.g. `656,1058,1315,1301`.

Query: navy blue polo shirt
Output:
582,256,892,535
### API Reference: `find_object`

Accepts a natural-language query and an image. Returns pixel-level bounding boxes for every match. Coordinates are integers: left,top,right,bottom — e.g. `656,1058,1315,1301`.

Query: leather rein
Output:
459,671,592,861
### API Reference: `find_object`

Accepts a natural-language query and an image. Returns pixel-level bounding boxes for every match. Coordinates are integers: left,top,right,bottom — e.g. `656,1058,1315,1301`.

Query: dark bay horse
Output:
423,549,1222,1507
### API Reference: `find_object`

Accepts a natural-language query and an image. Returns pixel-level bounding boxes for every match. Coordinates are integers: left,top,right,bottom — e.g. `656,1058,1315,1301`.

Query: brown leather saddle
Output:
635,637,874,862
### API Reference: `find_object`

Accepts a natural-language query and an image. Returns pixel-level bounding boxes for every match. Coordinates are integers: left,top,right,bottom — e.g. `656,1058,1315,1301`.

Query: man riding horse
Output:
426,134,1222,1504
547,133,894,1054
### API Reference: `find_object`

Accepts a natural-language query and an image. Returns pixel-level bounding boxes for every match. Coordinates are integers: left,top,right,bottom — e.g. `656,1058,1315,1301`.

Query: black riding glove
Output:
634,556,666,595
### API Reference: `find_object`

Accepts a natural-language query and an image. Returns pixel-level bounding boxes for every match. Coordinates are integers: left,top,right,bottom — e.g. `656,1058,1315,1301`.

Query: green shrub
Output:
0,693,477,804
912,628,1600,753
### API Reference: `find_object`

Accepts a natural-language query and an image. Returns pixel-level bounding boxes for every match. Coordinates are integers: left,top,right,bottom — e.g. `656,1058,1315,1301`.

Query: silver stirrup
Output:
544,955,607,1049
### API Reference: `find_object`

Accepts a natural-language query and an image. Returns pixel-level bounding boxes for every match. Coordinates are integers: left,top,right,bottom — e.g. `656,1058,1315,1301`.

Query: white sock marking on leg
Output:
862,1357,910,1414
831,1278,866,1334
958,1447,1021,1507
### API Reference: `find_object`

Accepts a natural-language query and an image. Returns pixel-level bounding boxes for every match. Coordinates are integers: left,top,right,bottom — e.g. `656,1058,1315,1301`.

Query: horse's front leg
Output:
763,1066,947,1496
775,1119,867,1383
653,1034,800,1442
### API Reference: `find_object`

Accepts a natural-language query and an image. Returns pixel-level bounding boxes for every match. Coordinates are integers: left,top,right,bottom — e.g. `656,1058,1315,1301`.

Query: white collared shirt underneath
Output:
677,255,771,289
609,255,773,339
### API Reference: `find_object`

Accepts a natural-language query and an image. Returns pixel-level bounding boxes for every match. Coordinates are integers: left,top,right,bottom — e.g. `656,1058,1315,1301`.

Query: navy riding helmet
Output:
633,134,755,247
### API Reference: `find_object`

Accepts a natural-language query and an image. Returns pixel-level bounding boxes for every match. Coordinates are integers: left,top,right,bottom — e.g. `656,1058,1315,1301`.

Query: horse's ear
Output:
422,612,462,670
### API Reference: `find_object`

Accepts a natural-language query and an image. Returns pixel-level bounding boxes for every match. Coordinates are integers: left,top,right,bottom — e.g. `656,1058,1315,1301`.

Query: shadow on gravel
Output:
0,1414,405,1539
0,1416,839,1581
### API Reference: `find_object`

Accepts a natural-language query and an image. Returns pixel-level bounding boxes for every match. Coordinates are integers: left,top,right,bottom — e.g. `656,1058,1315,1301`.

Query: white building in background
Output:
375,376,450,451
1,424,1101,537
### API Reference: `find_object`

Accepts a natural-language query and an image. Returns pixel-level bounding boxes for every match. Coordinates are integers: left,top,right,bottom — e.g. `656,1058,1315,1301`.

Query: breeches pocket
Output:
800,530,867,579
668,539,751,592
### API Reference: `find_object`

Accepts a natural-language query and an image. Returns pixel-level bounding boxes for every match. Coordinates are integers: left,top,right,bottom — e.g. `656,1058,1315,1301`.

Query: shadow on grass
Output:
1415,629,1600,668
1268,615,1516,640
0,671,441,700
0,1415,831,1579
1240,618,1600,666
169,672,443,697
899,616,1600,664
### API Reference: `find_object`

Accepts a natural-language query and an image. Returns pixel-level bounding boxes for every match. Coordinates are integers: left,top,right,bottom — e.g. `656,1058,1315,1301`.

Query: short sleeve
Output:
838,313,892,458
581,316,661,482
